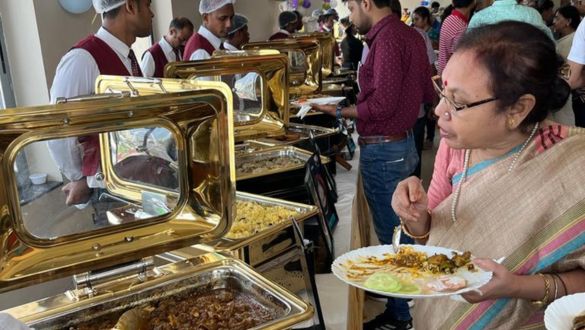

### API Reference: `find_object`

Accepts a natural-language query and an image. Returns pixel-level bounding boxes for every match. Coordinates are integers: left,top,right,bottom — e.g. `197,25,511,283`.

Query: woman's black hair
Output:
455,21,570,128
413,6,432,26
440,5,454,23
557,5,581,31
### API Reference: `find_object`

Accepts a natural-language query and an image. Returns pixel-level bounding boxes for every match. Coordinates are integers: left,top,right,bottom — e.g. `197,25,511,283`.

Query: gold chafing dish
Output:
164,51,289,141
96,52,289,142
251,123,338,147
235,146,330,181
5,253,311,330
292,32,336,78
242,39,322,96
0,85,312,328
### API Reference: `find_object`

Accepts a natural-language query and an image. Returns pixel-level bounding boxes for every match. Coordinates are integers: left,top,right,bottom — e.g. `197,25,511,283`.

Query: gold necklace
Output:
450,123,539,223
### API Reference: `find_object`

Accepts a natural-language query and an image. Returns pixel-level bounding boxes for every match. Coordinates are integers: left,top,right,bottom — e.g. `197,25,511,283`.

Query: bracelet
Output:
551,274,559,301
400,221,430,240
531,273,551,309
552,273,568,297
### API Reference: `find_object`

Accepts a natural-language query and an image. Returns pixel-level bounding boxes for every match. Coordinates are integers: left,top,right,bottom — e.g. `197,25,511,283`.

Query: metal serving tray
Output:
236,146,329,180
252,123,338,147
192,192,318,266
4,253,312,329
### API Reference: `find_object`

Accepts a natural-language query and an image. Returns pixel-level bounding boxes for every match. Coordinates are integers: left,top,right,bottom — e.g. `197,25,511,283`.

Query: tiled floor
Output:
316,137,438,329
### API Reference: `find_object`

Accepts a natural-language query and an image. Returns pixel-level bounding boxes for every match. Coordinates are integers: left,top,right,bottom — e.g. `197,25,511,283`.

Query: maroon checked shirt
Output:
356,14,435,137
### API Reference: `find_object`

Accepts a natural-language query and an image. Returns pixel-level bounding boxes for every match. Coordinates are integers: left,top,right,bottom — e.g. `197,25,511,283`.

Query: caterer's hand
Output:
62,178,91,206
391,176,429,224
461,259,518,303
310,104,336,116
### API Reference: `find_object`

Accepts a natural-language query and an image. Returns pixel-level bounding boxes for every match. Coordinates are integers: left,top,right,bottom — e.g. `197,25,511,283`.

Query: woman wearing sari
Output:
392,21,585,329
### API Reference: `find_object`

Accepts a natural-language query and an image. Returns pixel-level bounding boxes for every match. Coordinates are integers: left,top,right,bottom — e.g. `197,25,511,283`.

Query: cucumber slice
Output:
364,272,402,292
397,282,420,294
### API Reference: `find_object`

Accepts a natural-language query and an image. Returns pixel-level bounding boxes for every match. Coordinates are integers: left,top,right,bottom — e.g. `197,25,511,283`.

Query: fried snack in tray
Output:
574,310,585,330
225,200,299,239
343,246,476,294
236,156,305,175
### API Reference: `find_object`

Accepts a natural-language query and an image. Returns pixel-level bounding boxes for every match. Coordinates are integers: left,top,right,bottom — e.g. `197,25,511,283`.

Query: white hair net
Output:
92,0,126,14
199,0,236,14
228,14,248,35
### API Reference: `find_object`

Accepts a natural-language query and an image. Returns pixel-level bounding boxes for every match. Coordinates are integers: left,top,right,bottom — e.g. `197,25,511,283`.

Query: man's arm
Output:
189,49,211,61
48,48,99,205
568,22,585,89
139,50,155,77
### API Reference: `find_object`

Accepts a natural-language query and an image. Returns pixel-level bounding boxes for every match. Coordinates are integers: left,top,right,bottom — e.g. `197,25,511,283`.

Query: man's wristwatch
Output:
336,104,343,120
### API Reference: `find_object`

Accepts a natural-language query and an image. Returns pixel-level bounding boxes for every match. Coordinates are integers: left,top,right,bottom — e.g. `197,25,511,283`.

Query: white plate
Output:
544,293,585,330
291,96,346,119
332,244,493,299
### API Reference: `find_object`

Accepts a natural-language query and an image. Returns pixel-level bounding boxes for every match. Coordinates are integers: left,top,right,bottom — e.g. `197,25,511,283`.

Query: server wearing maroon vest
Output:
183,0,235,61
48,0,153,207
269,11,297,41
140,17,194,78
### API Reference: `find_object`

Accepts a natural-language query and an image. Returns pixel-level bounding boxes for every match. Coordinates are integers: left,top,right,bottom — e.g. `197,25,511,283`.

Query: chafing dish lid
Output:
0,88,235,293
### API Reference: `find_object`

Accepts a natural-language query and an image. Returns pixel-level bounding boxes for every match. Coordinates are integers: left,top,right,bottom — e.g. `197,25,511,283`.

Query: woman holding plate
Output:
392,21,585,329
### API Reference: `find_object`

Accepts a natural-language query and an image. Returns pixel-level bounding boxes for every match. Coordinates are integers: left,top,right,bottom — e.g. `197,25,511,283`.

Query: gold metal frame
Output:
0,89,235,293
242,39,322,96
162,52,290,141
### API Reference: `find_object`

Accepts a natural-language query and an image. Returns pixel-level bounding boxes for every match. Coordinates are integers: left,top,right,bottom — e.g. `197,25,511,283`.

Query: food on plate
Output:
340,246,477,294
226,200,300,239
236,156,306,175
364,272,421,294
426,275,467,292
574,310,585,330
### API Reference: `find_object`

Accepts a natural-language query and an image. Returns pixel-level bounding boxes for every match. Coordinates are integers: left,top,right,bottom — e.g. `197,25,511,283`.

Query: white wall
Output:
0,0,49,107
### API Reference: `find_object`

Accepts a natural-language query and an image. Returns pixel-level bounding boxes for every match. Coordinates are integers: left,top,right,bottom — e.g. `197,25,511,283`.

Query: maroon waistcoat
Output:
183,33,216,60
144,42,168,78
73,35,136,177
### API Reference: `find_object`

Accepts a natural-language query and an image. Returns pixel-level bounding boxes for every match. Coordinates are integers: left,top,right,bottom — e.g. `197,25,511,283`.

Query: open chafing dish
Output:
164,50,289,142
96,51,289,142
0,84,312,328
242,39,322,96
251,123,338,147
292,32,336,79
6,254,311,330
235,146,330,181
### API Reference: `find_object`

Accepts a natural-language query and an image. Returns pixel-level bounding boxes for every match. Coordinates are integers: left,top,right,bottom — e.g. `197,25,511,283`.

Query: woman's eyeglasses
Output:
432,76,498,112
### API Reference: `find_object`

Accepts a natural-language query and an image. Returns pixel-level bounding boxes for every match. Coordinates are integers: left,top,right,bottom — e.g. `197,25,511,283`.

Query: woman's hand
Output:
391,176,429,223
461,258,519,303
310,104,336,116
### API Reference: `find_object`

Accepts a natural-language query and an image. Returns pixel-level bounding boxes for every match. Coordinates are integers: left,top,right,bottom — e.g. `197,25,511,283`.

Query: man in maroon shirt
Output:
269,11,298,41
312,0,435,328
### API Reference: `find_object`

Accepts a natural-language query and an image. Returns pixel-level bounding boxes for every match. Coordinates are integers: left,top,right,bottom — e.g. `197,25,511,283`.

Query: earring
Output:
507,117,516,130
444,112,450,118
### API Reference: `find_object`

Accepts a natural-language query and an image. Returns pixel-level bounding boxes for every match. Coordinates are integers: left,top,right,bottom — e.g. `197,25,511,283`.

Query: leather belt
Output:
358,132,408,145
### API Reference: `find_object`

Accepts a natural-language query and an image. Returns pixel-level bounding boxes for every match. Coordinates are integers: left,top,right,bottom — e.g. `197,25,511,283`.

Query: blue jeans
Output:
359,133,418,321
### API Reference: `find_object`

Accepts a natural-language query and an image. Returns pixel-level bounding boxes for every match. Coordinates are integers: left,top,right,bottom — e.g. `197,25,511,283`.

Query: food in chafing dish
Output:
574,310,585,330
226,200,300,239
236,156,305,175
73,289,276,330
340,246,477,295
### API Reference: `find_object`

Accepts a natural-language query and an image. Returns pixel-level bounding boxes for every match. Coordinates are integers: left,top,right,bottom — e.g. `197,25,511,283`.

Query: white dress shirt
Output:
189,26,222,61
223,41,239,51
140,37,178,77
48,27,136,188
